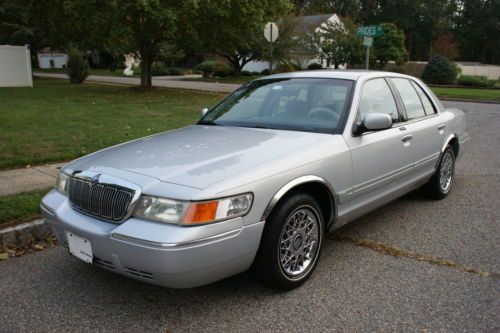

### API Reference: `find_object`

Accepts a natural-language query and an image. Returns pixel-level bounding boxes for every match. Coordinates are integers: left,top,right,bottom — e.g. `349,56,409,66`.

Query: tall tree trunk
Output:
140,44,153,87
227,55,242,76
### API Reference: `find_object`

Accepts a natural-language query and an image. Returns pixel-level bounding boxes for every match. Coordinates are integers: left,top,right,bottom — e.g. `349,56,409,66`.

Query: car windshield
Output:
199,78,354,133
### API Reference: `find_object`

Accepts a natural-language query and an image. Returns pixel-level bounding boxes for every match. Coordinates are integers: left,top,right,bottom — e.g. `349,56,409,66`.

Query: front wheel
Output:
252,192,324,290
422,146,455,200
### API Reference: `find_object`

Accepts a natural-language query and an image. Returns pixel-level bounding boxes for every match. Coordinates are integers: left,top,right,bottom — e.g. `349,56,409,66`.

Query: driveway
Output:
1,101,499,332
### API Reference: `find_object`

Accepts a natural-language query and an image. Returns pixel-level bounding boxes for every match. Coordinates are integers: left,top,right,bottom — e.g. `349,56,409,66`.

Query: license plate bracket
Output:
66,231,93,264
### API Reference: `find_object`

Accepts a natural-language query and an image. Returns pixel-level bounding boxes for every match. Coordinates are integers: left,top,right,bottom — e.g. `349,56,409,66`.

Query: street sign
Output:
264,22,278,42
264,22,278,73
357,25,383,37
363,36,373,47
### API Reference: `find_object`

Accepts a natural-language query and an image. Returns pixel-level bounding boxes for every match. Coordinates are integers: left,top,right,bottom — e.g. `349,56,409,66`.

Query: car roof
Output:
256,70,412,81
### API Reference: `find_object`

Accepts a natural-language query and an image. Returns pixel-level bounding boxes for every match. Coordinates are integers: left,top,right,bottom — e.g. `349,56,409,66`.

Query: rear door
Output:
389,78,444,177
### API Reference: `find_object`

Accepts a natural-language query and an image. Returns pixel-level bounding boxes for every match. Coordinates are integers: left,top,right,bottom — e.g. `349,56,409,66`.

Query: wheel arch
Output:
442,134,459,156
261,175,338,230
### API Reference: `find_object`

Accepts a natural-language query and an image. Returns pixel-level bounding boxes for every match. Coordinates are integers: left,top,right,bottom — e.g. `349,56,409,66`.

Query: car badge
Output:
90,174,101,186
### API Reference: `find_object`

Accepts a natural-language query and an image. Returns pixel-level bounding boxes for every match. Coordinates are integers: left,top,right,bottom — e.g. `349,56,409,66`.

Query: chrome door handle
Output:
401,134,413,142
438,124,446,131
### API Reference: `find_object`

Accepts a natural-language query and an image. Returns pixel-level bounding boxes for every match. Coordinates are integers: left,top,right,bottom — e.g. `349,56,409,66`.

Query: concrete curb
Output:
0,219,52,250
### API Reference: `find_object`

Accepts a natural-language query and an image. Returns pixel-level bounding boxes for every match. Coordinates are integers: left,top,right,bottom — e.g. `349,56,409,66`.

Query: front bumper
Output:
41,190,264,288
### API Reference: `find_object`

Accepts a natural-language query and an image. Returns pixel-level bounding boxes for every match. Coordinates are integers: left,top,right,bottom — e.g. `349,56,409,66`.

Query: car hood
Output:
67,125,328,189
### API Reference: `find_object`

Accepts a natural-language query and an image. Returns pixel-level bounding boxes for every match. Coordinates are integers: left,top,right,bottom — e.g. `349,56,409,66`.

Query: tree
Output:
431,33,459,60
311,17,363,69
421,55,458,84
195,0,291,75
100,0,192,87
373,22,408,68
454,0,500,64
0,0,34,46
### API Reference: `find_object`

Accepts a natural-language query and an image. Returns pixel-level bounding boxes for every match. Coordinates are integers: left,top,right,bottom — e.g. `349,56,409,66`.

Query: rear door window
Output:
410,81,436,115
391,78,426,120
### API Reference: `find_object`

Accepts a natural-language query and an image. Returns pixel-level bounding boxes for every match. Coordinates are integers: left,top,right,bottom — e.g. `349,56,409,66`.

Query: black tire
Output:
252,192,324,290
422,146,455,200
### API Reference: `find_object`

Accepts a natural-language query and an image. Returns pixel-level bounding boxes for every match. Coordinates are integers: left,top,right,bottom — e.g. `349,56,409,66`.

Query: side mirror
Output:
363,113,392,131
201,107,209,116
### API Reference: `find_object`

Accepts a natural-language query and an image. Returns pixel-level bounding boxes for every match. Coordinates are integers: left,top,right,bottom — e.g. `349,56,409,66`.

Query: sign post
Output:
264,22,278,73
357,25,383,70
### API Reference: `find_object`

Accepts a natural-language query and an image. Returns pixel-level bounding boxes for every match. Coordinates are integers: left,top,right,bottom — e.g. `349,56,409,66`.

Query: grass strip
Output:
431,87,500,101
0,188,51,227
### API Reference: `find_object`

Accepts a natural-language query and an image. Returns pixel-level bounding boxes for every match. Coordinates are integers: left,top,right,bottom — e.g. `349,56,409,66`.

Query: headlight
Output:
134,196,188,224
134,193,253,225
55,172,70,195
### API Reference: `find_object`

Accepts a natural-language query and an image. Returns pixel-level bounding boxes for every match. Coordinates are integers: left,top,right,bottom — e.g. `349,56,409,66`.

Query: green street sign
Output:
363,36,373,47
357,25,383,37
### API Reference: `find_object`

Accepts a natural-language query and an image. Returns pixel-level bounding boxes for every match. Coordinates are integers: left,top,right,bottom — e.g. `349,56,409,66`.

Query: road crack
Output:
332,233,499,279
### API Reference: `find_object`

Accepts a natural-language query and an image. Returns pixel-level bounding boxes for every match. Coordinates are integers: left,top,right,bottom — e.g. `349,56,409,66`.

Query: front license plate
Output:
66,231,93,264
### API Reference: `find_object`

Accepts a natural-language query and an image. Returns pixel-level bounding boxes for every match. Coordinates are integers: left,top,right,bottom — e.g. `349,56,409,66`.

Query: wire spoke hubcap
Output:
279,206,320,277
439,151,454,192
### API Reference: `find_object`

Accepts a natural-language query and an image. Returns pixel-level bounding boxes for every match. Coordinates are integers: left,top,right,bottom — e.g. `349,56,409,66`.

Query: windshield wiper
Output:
239,124,273,130
198,120,219,126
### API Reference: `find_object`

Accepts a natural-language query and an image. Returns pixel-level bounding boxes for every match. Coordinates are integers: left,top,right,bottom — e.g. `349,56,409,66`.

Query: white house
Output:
243,14,343,73
37,50,68,68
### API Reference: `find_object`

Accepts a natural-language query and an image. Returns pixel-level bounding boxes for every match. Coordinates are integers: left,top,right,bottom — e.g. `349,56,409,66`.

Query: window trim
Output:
388,77,441,121
409,80,437,115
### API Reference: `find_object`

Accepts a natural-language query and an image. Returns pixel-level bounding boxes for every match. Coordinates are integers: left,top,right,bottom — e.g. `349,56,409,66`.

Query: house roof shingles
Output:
295,14,335,33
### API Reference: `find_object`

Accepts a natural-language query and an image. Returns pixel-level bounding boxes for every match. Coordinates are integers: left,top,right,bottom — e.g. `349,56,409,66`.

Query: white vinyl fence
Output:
457,63,500,80
0,45,33,87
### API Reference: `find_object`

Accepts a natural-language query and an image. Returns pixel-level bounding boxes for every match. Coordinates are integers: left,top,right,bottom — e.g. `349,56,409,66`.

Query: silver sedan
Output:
41,71,469,290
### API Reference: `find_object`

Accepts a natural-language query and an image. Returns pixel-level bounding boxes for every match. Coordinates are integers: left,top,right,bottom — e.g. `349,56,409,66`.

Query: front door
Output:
343,78,414,218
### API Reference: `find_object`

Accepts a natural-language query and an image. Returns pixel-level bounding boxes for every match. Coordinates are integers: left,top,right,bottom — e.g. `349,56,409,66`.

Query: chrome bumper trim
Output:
111,227,244,249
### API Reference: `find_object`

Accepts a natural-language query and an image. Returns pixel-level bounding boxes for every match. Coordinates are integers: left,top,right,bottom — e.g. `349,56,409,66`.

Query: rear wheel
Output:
422,146,455,200
252,192,324,290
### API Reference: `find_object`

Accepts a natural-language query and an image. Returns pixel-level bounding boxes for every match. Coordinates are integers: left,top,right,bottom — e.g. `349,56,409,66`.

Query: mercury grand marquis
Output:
41,71,469,290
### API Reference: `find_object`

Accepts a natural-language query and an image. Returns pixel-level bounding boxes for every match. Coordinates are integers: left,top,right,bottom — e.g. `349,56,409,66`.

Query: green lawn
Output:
182,75,260,84
0,188,51,227
0,78,225,169
431,87,500,101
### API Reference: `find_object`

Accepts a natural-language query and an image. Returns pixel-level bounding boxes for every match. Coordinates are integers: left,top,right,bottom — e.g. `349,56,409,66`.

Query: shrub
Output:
260,69,271,75
167,67,184,76
421,55,458,84
275,63,295,73
251,71,260,76
195,60,231,77
457,75,495,88
195,60,216,76
241,70,252,76
66,47,89,84
151,62,168,76
307,63,323,70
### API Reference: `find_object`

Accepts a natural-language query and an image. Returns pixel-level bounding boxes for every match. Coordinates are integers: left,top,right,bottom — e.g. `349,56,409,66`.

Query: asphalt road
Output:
1,101,499,332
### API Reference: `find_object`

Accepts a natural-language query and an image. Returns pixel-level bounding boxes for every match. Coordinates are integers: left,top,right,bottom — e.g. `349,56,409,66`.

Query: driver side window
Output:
358,79,399,123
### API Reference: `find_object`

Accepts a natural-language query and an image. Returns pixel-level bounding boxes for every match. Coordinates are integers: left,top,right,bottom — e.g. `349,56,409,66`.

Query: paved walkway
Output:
0,163,64,196
34,72,241,93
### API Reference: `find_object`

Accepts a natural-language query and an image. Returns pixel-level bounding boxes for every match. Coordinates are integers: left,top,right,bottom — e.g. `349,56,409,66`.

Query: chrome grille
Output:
68,177,134,222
